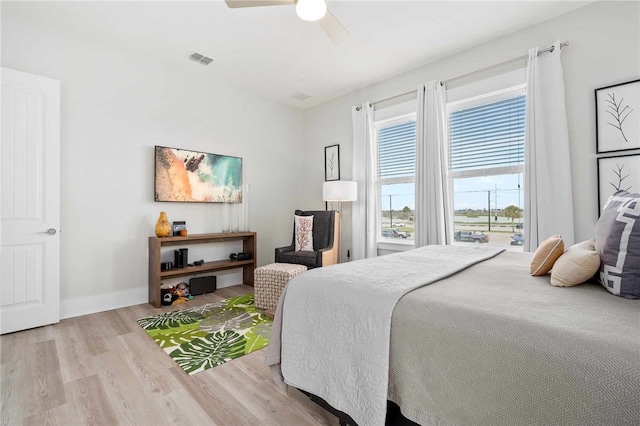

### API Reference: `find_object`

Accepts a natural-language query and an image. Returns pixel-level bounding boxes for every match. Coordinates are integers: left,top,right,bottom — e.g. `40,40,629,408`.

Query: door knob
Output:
39,228,57,235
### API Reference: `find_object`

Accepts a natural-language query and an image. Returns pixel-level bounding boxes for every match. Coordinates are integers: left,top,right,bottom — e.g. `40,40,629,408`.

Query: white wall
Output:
301,1,640,253
3,1,639,317
2,11,306,318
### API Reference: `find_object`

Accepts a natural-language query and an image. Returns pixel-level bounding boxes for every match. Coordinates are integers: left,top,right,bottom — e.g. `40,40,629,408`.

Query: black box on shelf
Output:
190,276,217,295
174,248,188,268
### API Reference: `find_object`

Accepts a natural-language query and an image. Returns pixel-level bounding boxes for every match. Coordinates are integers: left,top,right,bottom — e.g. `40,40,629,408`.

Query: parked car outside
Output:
382,228,409,239
515,223,523,229
510,233,524,245
454,231,489,244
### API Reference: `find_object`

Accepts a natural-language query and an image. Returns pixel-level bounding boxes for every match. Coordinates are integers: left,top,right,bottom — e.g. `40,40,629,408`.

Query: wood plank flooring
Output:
0,285,338,425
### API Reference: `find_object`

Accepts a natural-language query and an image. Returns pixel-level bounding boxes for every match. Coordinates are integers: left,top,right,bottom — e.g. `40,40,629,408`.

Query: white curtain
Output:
524,40,575,251
351,102,377,260
415,81,452,247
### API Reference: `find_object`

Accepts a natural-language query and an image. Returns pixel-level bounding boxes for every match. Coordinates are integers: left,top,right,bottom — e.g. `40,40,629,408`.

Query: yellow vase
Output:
155,211,171,237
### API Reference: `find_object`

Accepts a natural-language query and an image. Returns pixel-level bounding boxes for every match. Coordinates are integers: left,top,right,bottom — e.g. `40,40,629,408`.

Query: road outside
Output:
380,215,524,250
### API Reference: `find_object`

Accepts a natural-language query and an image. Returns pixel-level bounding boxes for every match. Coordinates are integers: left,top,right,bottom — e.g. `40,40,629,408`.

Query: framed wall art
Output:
325,144,340,181
154,146,243,203
597,153,640,214
595,79,640,154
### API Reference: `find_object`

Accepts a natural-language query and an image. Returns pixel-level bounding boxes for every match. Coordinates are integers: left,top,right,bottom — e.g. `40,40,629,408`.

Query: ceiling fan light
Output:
296,0,327,22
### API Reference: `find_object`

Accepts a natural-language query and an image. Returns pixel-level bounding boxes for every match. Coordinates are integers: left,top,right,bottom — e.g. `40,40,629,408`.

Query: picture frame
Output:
324,144,340,181
595,79,640,154
154,145,243,203
172,221,186,236
597,153,640,215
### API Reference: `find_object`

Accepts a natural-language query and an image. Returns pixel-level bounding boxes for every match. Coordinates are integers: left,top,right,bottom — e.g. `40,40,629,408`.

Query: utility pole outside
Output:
487,190,491,232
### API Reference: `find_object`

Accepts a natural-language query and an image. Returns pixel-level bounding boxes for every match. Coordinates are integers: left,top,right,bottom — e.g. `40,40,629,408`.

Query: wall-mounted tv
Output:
154,145,243,203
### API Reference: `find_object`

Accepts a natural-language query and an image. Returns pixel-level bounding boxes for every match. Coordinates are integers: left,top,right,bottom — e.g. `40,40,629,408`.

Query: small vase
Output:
222,202,231,233
239,184,250,232
231,202,240,233
155,211,171,237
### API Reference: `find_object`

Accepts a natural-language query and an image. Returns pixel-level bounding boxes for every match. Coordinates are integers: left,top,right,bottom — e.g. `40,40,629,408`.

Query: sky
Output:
381,172,524,211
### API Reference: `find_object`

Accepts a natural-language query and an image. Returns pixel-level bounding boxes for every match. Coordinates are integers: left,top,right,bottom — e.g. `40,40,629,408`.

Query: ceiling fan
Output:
224,0,350,45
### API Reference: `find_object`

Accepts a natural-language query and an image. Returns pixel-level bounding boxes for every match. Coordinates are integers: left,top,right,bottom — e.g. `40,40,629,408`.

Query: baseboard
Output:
60,287,148,319
60,273,244,319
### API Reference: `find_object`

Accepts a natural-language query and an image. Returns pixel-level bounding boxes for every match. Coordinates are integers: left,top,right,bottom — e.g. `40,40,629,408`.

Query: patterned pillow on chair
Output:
595,190,640,299
294,215,314,251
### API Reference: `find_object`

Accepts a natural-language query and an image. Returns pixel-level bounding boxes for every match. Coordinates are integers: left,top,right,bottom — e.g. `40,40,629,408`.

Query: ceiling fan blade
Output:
319,9,350,46
224,0,295,8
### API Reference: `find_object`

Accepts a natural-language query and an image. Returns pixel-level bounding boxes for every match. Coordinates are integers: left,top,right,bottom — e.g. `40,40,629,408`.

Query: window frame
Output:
447,85,527,180
446,69,527,250
373,100,417,249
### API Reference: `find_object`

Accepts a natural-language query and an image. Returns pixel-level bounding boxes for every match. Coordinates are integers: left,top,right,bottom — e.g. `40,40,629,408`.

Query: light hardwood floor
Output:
0,285,338,425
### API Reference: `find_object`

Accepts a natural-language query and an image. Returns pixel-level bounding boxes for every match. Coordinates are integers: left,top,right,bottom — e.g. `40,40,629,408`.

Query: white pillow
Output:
294,215,314,252
550,239,600,287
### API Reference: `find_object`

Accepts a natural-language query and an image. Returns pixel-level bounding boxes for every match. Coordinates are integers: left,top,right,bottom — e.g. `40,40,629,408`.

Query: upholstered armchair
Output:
275,210,339,268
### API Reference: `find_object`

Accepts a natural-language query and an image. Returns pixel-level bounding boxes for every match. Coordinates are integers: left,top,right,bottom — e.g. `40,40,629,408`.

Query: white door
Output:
1,67,60,334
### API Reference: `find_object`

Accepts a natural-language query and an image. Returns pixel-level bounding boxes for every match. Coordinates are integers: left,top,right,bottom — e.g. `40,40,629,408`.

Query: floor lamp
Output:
323,181,357,263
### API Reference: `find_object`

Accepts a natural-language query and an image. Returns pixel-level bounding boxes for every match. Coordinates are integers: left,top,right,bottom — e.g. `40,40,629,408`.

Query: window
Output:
374,101,416,245
447,76,526,251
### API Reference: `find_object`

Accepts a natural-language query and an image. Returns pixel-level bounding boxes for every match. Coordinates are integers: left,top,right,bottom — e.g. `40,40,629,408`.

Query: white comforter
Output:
265,245,505,426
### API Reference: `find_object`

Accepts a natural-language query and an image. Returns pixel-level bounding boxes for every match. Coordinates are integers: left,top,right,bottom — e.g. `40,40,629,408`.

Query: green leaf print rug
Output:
137,294,272,375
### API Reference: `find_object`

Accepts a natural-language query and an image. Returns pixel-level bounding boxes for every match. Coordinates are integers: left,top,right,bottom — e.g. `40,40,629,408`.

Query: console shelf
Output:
148,232,256,308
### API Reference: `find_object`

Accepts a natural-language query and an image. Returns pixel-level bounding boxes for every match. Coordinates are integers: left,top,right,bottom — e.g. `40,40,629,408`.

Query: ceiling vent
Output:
291,92,311,101
187,52,214,66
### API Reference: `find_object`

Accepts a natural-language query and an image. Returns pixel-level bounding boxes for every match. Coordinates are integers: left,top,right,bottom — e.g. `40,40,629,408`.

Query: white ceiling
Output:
5,0,594,109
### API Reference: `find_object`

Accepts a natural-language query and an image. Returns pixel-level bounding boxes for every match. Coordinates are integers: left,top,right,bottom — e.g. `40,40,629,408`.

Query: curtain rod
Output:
370,41,569,107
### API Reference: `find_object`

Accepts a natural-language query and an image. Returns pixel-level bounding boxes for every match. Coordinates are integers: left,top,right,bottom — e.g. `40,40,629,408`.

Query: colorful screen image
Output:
154,146,242,203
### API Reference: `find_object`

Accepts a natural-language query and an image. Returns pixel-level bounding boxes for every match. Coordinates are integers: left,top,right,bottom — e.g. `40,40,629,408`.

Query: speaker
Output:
174,250,183,268
174,248,189,268
190,276,217,296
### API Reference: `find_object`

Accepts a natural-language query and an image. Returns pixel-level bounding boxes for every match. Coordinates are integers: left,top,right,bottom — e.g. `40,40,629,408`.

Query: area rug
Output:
137,294,272,375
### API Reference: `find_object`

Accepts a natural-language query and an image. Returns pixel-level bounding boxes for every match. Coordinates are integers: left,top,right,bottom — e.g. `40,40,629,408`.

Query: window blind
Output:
449,95,525,172
378,121,416,179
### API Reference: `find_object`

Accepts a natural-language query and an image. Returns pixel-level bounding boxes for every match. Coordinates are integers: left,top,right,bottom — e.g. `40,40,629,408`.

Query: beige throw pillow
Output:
294,215,314,251
550,239,600,287
530,234,564,276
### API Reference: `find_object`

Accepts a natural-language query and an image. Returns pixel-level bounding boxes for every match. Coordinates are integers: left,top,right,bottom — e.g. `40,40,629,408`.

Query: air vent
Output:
187,51,214,66
291,92,311,101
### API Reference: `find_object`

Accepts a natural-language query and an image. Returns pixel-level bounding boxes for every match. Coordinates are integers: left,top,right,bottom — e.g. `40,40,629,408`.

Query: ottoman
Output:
254,263,307,310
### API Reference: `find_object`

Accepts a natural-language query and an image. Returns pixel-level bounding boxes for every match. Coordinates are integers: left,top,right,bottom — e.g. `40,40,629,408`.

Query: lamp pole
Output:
322,181,357,263
337,200,343,262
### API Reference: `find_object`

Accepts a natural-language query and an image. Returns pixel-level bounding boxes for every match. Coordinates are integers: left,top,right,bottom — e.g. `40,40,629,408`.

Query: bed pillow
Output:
294,214,314,251
550,239,600,287
530,234,564,276
595,190,640,299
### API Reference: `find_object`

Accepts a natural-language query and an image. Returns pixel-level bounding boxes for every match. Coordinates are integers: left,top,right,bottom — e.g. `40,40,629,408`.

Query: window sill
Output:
377,240,415,252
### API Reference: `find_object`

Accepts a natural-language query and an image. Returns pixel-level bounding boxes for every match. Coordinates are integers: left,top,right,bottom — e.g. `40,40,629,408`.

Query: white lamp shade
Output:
323,181,357,202
296,0,327,21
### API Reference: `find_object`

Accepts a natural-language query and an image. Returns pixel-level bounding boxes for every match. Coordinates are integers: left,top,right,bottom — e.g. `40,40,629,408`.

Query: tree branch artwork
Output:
609,163,632,192
605,92,633,143
327,153,336,178
325,145,340,181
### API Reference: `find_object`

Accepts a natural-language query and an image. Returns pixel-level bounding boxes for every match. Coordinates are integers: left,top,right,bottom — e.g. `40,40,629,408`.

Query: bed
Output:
266,187,640,426
387,250,639,425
